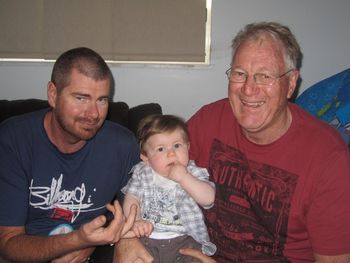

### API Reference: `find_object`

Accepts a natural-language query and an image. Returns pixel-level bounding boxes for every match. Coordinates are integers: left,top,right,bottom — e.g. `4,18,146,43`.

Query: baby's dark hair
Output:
137,114,189,154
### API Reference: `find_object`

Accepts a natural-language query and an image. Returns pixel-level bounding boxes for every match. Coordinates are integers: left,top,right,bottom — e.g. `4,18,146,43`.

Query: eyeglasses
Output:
225,68,294,86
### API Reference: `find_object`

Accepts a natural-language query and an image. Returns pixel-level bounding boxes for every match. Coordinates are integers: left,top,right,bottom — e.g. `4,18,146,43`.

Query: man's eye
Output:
97,98,109,105
232,71,245,77
259,73,272,80
76,96,87,102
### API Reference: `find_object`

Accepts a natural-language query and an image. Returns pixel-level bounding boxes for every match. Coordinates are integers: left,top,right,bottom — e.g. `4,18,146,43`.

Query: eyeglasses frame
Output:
225,68,294,85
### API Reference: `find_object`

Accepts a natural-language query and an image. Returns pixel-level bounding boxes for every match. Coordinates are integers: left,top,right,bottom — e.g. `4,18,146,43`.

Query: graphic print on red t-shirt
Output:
205,139,298,262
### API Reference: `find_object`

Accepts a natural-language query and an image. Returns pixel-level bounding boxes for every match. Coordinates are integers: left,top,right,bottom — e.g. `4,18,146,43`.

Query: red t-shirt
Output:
187,98,350,263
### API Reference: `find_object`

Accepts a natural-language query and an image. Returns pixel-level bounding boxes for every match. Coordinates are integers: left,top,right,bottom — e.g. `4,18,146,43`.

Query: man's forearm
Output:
113,238,153,263
1,231,85,262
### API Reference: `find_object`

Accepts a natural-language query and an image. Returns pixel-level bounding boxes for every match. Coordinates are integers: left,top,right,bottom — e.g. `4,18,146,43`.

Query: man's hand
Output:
314,252,350,263
77,201,137,246
113,238,153,263
179,248,217,263
0,202,136,262
51,247,95,263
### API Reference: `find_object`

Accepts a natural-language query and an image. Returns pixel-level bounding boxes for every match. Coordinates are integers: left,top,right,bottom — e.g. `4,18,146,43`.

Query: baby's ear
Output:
140,153,149,164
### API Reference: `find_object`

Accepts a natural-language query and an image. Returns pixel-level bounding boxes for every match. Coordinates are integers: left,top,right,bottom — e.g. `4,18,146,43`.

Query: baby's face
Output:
141,129,189,176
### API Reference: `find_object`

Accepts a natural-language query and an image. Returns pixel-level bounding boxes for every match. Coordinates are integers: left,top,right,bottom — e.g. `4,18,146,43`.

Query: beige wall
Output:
1,0,350,119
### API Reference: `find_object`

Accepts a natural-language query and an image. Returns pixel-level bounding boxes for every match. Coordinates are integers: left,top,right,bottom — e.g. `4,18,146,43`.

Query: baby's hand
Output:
168,163,189,183
132,220,153,237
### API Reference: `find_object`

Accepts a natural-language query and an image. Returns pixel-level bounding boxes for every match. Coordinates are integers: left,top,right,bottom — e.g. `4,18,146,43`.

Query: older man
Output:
116,22,350,263
187,22,350,262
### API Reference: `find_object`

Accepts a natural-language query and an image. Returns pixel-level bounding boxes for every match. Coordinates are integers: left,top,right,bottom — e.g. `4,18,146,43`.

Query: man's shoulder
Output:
198,98,229,112
290,103,348,150
188,98,232,126
100,120,135,138
96,120,138,148
0,109,46,133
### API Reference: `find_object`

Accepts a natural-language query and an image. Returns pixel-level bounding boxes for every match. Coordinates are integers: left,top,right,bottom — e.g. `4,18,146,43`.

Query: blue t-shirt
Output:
0,109,140,236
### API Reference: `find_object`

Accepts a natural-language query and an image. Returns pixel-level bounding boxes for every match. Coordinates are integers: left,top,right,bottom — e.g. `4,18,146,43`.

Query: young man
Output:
0,47,142,262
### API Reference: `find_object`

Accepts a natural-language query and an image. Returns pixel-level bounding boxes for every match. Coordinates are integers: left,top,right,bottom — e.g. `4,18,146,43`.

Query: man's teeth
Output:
242,100,265,108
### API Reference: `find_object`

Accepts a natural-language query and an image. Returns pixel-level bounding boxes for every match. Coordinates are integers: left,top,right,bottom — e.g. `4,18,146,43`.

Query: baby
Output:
122,114,216,263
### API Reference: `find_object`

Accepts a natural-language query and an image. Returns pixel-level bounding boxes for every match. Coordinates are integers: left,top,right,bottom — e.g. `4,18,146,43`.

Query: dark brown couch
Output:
0,98,162,135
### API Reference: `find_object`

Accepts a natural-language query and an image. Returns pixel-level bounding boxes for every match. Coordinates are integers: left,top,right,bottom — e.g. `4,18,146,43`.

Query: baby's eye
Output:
156,146,166,153
174,143,182,149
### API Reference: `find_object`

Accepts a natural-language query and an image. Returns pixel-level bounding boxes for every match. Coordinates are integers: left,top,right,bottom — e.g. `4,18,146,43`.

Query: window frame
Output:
0,0,212,66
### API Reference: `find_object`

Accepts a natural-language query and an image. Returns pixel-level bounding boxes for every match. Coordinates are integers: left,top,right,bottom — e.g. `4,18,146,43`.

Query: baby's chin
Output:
166,162,176,167
166,160,186,167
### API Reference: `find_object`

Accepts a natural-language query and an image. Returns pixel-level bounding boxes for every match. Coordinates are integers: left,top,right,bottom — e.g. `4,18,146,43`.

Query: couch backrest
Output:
0,99,49,123
0,99,162,135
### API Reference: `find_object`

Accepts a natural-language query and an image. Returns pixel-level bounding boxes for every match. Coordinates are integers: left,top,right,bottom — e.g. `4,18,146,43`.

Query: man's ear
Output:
47,81,57,108
140,153,149,164
287,70,300,99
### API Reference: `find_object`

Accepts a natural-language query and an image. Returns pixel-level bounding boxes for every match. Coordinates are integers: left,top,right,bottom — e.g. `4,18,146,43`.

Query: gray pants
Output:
141,235,201,263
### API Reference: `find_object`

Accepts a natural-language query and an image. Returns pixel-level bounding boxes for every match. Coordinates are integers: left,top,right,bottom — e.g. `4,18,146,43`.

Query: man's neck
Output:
244,108,292,145
44,111,86,154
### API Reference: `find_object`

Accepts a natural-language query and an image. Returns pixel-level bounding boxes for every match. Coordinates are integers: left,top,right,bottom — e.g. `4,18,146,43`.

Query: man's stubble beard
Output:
55,108,103,142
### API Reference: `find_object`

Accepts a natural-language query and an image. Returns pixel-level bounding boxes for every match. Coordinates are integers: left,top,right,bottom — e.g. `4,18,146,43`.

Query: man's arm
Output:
314,253,350,263
113,239,217,263
113,238,153,263
51,247,95,263
0,201,136,262
0,225,92,262
179,248,217,263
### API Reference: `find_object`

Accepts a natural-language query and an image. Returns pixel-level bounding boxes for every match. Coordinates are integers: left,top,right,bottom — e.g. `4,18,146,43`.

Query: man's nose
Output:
86,102,99,119
241,76,259,96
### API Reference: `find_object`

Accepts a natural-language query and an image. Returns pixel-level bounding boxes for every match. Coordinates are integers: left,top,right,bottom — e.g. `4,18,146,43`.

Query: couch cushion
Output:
0,99,49,123
128,103,162,135
106,101,129,127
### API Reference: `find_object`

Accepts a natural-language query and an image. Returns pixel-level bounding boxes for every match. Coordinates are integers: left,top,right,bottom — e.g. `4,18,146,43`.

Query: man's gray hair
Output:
232,22,302,70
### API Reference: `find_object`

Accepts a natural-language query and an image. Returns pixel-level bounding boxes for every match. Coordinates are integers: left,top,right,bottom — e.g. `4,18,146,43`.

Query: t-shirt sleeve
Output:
187,160,214,187
307,148,350,255
121,168,143,200
0,124,29,226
